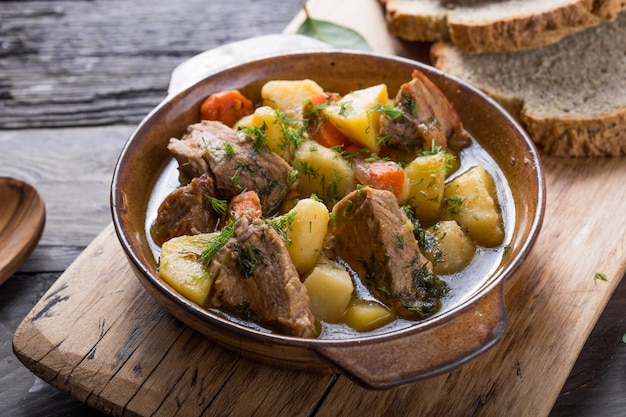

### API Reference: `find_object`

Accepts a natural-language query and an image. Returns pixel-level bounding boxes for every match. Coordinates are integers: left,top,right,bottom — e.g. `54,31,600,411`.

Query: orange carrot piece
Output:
353,159,406,197
311,121,352,149
200,90,254,127
226,190,262,221
303,92,352,150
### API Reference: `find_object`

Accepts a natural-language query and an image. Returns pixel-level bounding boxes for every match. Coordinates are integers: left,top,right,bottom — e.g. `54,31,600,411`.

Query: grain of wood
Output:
13,225,335,417
0,0,302,129
0,126,132,271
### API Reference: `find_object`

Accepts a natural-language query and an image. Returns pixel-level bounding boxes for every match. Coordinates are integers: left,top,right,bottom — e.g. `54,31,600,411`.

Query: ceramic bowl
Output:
111,50,545,389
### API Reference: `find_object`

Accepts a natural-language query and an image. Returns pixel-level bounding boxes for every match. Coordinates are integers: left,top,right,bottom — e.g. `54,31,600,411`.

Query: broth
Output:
145,133,515,339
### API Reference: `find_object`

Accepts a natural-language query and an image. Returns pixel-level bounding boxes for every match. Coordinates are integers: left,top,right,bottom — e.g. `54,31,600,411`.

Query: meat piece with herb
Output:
167,120,296,214
151,173,221,246
327,187,448,319
209,212,317,338
379,69,469,151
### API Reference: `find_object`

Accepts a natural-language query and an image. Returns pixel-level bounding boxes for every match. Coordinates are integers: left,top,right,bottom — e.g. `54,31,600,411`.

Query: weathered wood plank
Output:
0,126,132,271
13,224,334,417
0,271,106,416
551,273,626,416
0,0,302,129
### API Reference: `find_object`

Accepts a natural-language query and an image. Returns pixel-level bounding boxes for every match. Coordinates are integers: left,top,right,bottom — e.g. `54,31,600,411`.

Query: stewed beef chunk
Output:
151,173,219,246
379,69,469,151
209,213,317,337
167,120,295,214
327,187,448,319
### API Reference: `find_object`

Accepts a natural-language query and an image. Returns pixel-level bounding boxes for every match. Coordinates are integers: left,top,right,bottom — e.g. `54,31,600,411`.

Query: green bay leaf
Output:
296,13,370,51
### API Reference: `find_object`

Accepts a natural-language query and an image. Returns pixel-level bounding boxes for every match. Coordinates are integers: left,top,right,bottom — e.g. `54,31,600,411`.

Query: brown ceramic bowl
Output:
111,50,545,389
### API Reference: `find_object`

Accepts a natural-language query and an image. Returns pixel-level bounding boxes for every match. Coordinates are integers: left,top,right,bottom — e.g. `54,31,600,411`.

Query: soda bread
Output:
381,0,626,53
430,11,626,156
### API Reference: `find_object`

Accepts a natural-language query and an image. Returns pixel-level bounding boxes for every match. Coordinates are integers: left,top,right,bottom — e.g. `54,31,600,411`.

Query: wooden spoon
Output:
0,177,46,285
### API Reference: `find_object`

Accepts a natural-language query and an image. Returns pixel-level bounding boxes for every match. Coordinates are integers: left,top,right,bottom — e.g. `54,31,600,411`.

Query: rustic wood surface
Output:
1,0,625,416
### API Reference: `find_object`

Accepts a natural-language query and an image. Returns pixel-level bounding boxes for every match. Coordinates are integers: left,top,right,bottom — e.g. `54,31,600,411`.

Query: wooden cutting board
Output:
13,0,626,416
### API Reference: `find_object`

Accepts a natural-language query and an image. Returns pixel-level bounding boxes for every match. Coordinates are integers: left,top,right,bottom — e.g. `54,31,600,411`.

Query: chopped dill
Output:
235,244,261,278
286,169,299,188
371,103,407,121
338,101,353,117
199,222,234,266
240,125,268,154
418,142,457,170
396,233,405,249
444,196,465,215
269,211,297,245
223,142,236,158
401,95,417,116
275,108,306,150
204,194,227,215
594,272,608,282
190,271,208,281
156,260,168,272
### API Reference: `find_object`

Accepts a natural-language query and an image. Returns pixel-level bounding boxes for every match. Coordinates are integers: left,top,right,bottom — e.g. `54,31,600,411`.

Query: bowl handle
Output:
313,284,507,390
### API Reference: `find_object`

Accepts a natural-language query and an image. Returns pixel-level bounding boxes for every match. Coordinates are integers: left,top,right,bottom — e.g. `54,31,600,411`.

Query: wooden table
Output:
1,0,625,416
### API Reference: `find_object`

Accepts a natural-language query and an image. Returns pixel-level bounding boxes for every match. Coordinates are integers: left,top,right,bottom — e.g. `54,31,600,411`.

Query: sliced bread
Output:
381,0,625,53
430,11,626,157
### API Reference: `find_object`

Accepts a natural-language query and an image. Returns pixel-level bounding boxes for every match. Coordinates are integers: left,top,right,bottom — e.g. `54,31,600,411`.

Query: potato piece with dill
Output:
304,257,354,323
423,220,476,275
322,83,389,152
282,198,330,275
442,165,504,247
242,106,302,162
403,151,447,222
343,298,395,332
293,140,356,205
158,233,217,306
261,79,324,119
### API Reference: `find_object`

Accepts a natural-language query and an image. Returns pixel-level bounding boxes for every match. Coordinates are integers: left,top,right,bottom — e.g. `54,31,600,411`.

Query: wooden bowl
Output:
111,50,545,389
0,177,46,285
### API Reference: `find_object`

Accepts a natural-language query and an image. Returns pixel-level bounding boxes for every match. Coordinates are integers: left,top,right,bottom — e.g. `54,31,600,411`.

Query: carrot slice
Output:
226,190,262,221
353,158,406,197
200,90,254,127
303,92,352,149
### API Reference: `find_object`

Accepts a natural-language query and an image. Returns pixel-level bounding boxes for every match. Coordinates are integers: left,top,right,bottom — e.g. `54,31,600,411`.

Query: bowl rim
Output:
111,48,546,348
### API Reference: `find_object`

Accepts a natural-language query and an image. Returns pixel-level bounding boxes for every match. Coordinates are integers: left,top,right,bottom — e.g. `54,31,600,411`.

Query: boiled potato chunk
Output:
159,233,215,306
442,165,504,247
323,84,389,152
424,220,476,275
343,299,395,332
241,105,296,161
304,257,354,323
284,198,330,275
261,79,324,119
404,152,446,222
293,140,356,204
233,113,254,130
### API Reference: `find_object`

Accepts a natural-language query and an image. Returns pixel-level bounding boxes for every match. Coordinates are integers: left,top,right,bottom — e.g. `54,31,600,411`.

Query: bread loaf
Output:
381,0,625,53
430,11,626,157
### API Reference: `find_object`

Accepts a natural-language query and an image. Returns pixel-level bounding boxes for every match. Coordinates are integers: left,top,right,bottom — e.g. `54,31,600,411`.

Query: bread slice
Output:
430,11,626,157
381,0,626,53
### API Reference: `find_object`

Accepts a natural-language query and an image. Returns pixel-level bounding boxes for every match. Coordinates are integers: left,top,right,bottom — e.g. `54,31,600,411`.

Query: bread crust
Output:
382,0,624,53
522,111,626,157
430,12,626,157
